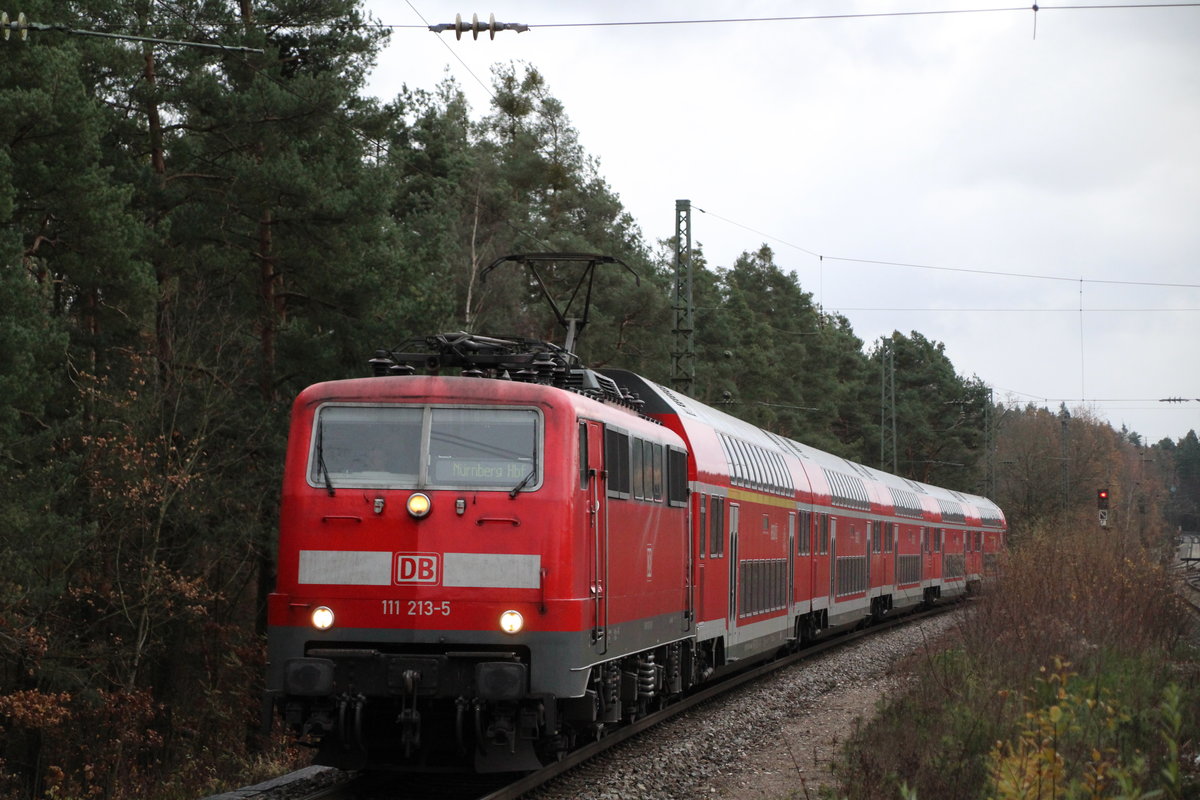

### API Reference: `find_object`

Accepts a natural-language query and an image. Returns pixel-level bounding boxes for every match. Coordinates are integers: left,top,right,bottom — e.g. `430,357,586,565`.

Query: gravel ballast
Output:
527,612,959,800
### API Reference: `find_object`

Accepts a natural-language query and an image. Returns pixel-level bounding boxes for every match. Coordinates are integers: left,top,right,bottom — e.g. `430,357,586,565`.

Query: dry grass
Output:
831,522,1199,800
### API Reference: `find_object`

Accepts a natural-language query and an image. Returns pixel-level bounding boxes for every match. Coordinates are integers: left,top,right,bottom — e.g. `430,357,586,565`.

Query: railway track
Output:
259,603,952,800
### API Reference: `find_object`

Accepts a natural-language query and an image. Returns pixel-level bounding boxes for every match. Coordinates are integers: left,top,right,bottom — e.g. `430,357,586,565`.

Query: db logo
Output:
395,553,440,585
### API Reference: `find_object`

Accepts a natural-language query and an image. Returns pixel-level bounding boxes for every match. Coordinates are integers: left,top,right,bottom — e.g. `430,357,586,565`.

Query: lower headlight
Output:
499,609,524,634
312,606,335,630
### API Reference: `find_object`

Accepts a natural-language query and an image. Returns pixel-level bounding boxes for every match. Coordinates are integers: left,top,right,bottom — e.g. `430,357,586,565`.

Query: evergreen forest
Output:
1,4,1196,797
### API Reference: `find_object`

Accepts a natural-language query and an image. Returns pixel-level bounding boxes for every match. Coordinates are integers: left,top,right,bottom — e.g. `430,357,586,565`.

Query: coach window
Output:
741,443,757,489
746,441,765,490
773,452,791,495
698,495,708,558
710,496,725,557
766,451,782,493
718,435,735,487
728,439,744,487
776,452,791,494
747,444,766,491
721,436,742,488
768,450,783,492
753,446,770,491
724,438,744,489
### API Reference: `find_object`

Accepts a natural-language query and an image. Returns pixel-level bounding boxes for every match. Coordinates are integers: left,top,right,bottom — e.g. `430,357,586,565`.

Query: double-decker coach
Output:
603,370,1006,672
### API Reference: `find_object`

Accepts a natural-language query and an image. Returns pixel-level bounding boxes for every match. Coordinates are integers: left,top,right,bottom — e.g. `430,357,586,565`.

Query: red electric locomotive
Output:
264,254,1007,772
266,334,693,770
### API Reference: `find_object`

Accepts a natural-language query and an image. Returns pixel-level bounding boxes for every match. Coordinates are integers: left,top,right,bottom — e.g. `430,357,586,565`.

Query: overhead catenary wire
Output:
820,255,1200,289
1,11,263,51
694,205,1200,291
370,3,1200,31
993,386,1200,404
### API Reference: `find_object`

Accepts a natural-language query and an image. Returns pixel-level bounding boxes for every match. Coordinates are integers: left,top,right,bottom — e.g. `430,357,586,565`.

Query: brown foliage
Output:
957,523,1192,685
835,520,1198,800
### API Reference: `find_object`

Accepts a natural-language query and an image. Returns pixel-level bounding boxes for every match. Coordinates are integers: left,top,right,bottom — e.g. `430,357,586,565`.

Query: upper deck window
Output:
309,404,540,491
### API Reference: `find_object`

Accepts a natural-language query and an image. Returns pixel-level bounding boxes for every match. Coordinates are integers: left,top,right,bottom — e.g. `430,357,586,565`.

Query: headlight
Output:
499,610,524,634
312,606,335,630
406,492,431,519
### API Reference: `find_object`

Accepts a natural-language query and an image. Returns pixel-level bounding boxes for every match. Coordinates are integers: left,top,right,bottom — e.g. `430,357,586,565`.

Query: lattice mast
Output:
672,200,696,393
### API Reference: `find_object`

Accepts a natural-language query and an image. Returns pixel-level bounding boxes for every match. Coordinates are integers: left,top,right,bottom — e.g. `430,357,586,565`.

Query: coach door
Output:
921,527,933,582
828,517,838,606
891,524,899,586
787,512,796,616
727,504,740,628
583,421,608,655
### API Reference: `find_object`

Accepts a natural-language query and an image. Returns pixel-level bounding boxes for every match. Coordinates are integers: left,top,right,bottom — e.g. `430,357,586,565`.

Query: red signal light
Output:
1097,489,1109,509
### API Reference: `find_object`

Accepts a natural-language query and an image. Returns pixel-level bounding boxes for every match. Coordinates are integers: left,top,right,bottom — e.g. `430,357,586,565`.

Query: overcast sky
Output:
362,1,1199,445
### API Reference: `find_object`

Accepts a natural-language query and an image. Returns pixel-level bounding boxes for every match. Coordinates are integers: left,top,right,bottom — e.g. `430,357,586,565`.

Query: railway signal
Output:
1098,488,1110,527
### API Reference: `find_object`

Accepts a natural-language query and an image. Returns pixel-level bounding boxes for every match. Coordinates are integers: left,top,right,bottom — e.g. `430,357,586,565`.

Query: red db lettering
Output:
395,553,439,585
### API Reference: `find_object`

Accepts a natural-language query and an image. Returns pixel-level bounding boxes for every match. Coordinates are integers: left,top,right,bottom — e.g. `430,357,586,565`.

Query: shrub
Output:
832,521,1200,800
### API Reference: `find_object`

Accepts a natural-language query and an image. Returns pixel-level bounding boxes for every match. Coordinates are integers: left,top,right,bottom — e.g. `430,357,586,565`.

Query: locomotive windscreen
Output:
308,404,540,491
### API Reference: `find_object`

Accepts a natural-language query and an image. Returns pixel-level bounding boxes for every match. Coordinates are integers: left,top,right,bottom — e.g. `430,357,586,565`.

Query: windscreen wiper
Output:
315,420,335,497
509,468,535,499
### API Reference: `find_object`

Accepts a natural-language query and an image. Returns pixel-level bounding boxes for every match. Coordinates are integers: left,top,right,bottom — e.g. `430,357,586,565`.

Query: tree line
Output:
0,3,1195,796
